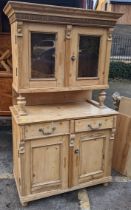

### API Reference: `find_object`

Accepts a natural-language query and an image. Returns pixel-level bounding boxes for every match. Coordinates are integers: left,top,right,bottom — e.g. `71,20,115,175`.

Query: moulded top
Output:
4,1,123,28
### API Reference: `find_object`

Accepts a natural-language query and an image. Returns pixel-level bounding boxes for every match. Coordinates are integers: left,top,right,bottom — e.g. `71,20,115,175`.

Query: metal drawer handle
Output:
88,123,102,131
39,127,56,135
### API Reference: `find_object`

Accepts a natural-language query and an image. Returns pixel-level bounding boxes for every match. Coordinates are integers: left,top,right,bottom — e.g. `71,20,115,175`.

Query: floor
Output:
0,79,131,210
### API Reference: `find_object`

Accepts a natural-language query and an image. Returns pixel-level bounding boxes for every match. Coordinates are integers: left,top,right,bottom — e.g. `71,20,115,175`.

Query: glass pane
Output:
78,36,100,78
31,32,56,78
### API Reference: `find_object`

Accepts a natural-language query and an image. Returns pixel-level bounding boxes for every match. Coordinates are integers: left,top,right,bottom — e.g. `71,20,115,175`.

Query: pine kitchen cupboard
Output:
4,1,122,94
11,102,117,205
4,1,122,206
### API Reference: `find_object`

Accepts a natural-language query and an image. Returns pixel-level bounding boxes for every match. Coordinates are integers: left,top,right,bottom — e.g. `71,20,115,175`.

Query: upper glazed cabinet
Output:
4,1,121,93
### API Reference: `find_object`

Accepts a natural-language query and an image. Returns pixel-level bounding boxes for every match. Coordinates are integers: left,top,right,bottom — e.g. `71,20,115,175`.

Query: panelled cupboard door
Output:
72,131,110,186
25,136,68,195
22,24,65,89
69,27,107,87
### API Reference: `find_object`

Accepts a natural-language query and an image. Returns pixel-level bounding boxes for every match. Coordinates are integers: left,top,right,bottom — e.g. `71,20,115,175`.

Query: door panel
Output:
69,27,107,87
28,135,68,194
32,144,60,185
22,24,65,89
73,131,109,186
78,35,100,78
79,137,104,177
31,32,56,79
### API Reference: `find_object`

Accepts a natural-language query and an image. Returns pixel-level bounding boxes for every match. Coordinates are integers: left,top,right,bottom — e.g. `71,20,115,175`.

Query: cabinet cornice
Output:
4,1,122,27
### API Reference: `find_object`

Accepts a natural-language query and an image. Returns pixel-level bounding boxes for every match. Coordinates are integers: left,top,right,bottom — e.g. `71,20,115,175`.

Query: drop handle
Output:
88,123,102,131
39,127,56,135
71,55,76,61
74,149,80,154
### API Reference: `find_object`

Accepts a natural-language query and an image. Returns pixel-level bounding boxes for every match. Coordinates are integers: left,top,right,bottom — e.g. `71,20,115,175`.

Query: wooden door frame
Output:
68,27,107,87
20,23,65,90
71,131,110,186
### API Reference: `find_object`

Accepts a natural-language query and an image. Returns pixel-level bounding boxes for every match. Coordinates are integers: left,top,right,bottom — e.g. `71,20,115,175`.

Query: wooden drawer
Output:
75,116,114,133
24,120,69,139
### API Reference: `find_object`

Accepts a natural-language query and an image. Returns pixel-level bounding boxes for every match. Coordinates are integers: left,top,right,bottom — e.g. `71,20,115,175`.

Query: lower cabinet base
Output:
15,175,112,206
11,103,116,206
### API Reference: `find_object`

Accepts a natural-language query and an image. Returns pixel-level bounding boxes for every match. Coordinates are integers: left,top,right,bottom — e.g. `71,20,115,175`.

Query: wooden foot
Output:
103,182,109,187
21,202,28,207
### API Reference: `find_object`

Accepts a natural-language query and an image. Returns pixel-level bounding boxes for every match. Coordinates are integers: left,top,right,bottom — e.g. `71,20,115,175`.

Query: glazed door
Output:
72,131,110,186
68,27,107,87
23,135,68,195
22,24,65,89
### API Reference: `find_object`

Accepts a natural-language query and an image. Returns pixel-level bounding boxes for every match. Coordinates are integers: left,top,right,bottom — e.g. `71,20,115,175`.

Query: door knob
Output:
71,55,76,61
74,149,80,154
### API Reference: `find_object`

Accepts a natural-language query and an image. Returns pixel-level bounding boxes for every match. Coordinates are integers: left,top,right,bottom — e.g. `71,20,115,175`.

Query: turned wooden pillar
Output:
98,90,106,108
17,94,27,115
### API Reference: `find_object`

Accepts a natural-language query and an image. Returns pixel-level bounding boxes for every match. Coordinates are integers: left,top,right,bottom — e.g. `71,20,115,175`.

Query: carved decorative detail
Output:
112,92,121,111
110,116,117,140
9,13,116,28
69,134,75,147
17,22,23,37
107,28,113,41
4,0,122,25
65,25,72,40
98,90,106,108
0,49,12,73
18,141,25,154
110,128,116,140
17,94,27,116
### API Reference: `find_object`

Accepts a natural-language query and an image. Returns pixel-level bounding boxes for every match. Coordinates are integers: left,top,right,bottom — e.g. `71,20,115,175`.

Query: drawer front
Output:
24,121,69,139
75,116,114,133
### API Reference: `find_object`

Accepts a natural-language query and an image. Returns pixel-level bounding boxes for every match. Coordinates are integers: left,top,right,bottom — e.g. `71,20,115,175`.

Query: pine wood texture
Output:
4,1,122,94
113,97,131,178
10,102,117,125
11,101,117,205
4,1,122,26
12,90,92,106
4,1,120,206
30,135,68,193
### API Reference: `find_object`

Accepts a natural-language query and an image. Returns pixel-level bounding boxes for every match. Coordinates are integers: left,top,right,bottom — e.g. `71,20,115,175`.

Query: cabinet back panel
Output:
13,90,92,105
